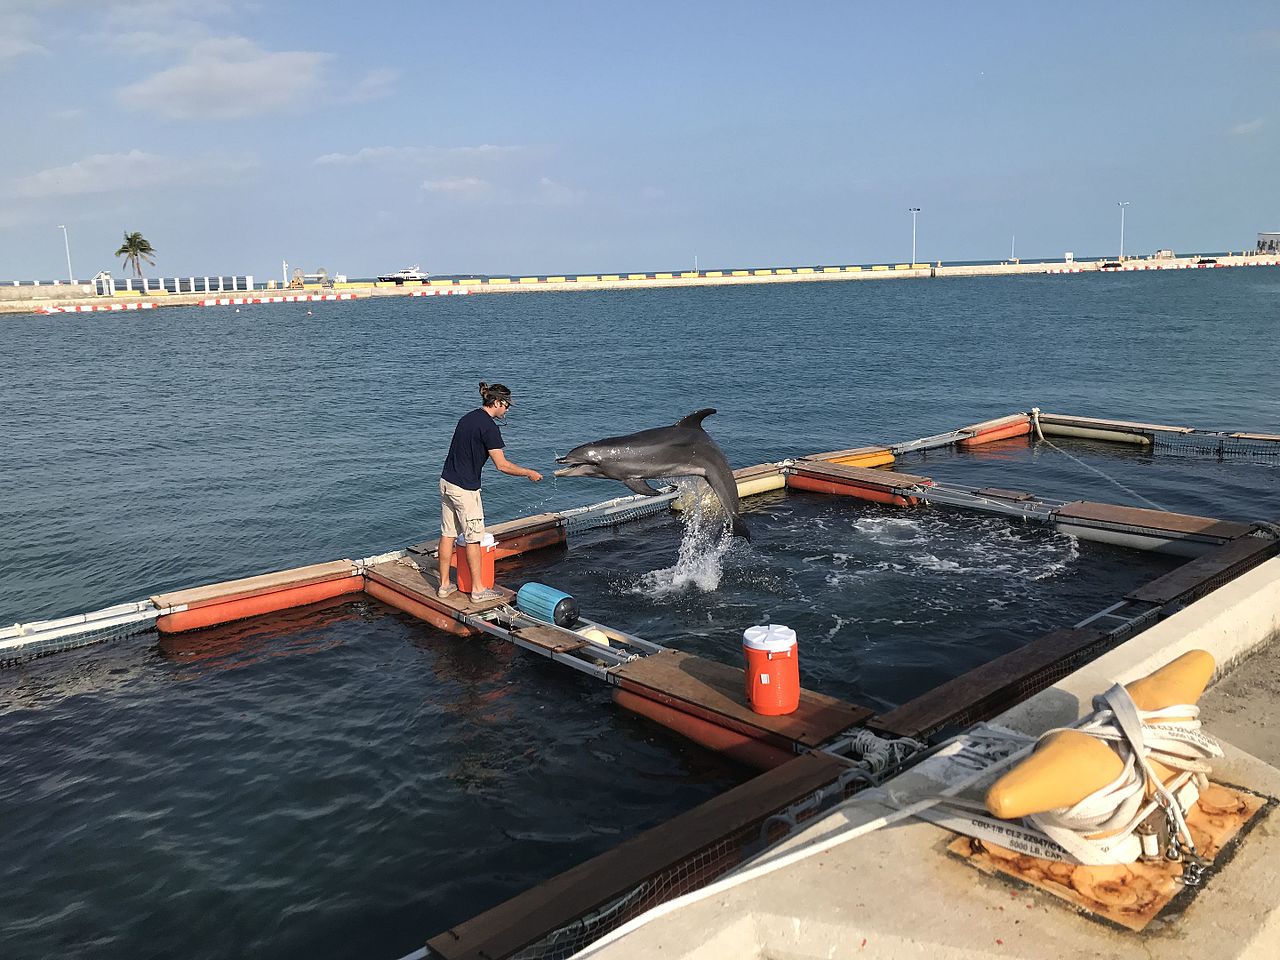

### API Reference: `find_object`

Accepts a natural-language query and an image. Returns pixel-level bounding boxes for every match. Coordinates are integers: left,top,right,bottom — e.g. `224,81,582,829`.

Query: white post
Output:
1117,201,1130,260
218,275,225,292
58,225,74,283
1011,235,1016,261
908,208,921,265
245,275,253,291
282,260,288,286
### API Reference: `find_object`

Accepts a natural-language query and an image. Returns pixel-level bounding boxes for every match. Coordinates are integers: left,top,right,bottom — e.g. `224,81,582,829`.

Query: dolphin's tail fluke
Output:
730,514,752,543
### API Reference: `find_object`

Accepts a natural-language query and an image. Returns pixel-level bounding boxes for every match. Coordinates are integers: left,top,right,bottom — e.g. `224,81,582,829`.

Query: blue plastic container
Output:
516,582,580,627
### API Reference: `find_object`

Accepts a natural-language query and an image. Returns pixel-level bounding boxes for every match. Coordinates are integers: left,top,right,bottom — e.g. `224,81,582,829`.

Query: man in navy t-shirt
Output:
437,381,543,603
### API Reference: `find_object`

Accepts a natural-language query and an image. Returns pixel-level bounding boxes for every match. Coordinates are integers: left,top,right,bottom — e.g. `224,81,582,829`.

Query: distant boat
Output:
377,265,430,283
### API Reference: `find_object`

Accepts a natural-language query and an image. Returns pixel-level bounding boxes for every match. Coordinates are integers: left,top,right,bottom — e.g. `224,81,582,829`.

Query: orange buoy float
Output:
454,533,496,594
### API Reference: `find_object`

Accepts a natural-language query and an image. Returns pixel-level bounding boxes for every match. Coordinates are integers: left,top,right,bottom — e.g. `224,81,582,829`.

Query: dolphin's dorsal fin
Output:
676,408,717,429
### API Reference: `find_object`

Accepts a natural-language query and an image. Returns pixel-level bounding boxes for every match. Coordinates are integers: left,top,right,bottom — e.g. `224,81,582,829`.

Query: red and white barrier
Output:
199,293,361,306
410,288,472,296
40,302,158,314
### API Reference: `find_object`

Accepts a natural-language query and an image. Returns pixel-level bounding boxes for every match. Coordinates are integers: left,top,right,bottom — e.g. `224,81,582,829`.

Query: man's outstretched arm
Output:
490,448,543,482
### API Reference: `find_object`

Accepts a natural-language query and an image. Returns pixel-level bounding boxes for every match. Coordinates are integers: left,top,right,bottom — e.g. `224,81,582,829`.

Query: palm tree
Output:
115,231,157,277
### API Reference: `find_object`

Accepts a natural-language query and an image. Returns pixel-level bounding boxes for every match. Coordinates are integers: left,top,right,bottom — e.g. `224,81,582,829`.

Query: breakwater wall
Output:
6,254,1278,315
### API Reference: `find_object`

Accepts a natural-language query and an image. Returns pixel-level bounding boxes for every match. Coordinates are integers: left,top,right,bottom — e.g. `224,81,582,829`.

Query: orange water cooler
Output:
742,624,800,716
454,533,496,593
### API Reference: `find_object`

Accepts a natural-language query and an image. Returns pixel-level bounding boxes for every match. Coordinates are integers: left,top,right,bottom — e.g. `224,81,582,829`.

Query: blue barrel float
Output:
516,582,580,627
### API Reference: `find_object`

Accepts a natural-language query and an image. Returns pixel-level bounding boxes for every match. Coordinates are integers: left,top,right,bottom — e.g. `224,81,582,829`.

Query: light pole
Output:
908,207,921,265
57,224,74,283
1117,201,1130,260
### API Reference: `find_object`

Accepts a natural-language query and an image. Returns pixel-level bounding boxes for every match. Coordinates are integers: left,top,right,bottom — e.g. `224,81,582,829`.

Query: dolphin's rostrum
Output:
554,409,751,541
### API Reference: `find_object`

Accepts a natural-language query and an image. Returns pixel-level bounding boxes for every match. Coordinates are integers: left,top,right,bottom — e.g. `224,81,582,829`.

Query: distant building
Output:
1258,232,1280,253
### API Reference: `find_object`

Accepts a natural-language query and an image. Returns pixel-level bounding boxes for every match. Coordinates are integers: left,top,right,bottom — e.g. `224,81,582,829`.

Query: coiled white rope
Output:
1022,683,1221,865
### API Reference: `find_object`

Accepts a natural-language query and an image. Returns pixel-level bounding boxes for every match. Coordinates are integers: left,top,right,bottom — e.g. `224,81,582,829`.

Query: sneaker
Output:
469,588,502,604
436,584,457,599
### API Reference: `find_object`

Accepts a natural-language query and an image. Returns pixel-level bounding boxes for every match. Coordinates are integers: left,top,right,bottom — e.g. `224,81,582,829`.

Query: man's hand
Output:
527,470,544,482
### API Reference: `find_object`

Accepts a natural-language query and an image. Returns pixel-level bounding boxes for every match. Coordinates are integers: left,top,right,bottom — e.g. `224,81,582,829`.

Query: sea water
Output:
2,269,1278,958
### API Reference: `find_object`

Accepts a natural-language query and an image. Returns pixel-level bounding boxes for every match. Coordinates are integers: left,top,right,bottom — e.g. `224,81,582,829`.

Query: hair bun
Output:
478,381,489,394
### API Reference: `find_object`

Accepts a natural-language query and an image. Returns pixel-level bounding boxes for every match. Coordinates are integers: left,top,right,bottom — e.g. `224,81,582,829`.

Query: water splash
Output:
632,479,736,595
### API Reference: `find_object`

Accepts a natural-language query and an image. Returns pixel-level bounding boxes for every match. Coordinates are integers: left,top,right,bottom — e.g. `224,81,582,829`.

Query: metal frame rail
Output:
460,605,669,681
889,429,971,455
910,483,1065,522
1,600,162,665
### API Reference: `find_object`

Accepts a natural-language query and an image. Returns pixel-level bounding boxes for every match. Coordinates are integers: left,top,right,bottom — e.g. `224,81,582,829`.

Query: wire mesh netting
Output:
1152,434,1280,461
500,787,838,960
561,488,680,535
480,733,923,960
1,604,158,667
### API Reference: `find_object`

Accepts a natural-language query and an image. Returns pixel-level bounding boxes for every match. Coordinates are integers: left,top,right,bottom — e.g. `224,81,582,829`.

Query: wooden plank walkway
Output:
1038,412,1194,434
149,559,358,609
790,458,933,490
614,650,873,749
364,559,513,616
869,627,1109,739
1125,535,1278,606
1056,501,1252,540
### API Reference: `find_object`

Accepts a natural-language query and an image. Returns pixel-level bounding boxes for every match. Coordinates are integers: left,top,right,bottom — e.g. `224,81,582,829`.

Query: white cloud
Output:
0,12,46,66
85,1,238,55
116,37,330,119
91,27,216,56
533,177,586,205
101,0,236,22
0,34,46,63
314,144,520,166
422,177,490,194
9,149,256,199
342,67,397,103
1230,118,1264,136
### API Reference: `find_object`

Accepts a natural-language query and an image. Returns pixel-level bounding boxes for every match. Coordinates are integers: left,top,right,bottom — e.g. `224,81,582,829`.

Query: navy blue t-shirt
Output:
441,408,505,490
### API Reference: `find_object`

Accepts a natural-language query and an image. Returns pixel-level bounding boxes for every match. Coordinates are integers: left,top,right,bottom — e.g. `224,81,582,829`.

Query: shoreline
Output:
4,254,1278,315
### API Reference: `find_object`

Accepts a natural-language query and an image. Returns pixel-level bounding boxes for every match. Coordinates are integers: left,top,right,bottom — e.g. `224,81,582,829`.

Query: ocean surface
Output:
2,269,1278,959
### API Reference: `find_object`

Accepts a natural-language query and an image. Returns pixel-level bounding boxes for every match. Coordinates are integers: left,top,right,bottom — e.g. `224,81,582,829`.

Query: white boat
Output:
377,265,430,283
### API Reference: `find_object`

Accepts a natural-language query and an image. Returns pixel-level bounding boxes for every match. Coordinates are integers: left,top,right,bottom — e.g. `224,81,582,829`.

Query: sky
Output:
1,0,1277,281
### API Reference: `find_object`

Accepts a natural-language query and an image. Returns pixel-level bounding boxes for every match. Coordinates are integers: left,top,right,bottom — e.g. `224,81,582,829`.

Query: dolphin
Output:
554,408,751,541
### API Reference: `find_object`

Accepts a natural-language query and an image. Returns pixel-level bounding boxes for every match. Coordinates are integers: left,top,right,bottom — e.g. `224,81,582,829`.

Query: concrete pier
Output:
6,253,1277,315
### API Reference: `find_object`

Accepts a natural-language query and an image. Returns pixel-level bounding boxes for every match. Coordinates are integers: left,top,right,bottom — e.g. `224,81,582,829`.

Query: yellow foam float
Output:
986,650,1216,820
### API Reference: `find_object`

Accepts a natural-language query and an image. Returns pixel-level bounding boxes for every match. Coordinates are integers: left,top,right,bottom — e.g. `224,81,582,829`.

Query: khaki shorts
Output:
440,478,486,543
